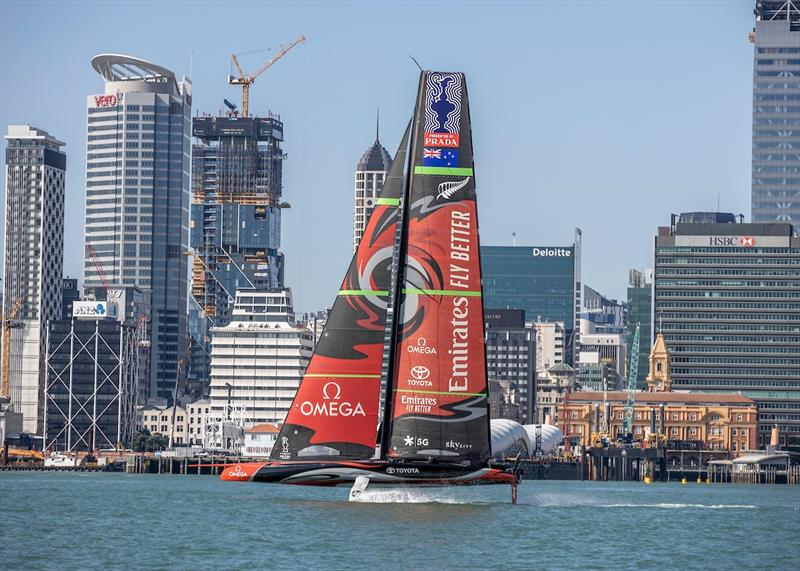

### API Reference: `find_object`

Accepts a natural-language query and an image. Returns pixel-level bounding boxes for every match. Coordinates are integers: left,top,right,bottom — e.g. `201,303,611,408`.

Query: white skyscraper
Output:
352,123,392,251
85,55,191,401
208,289,313,427
2,125,66,434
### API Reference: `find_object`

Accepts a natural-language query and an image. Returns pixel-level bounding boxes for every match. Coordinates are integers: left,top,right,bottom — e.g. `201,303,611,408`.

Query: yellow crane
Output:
228,35,306,118
1,298,23,403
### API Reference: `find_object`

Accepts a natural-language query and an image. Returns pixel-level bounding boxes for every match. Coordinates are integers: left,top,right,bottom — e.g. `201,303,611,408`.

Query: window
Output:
732,428,738,436
737,414,743,422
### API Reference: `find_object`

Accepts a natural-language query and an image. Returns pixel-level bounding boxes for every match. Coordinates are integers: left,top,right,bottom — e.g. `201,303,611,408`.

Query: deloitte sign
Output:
532,247,572,257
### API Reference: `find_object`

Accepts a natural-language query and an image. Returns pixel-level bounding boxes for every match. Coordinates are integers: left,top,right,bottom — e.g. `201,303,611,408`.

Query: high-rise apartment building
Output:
2,125,66,434
750,0,800,222
208,289,313,427
85,55,191,401
484,309,535,422
653,212,800,446
190,113,286,391
482,229,582,364
353,128,391,251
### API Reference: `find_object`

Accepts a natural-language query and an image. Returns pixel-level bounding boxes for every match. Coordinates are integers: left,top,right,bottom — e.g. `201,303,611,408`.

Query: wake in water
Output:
348,486,507,505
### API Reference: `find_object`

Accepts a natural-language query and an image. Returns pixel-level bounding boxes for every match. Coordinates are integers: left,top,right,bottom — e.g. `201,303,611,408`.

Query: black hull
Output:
221,460,518,487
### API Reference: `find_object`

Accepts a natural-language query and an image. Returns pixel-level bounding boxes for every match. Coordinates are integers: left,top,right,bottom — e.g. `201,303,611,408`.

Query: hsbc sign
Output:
94,95,119,107
674,235,789,248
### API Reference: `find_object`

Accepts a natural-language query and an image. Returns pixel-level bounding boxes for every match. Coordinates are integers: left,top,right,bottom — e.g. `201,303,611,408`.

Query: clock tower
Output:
646,334,671,392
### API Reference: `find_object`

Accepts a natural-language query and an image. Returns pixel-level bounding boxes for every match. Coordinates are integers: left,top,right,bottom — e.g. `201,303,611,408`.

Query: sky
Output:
0,0,755,312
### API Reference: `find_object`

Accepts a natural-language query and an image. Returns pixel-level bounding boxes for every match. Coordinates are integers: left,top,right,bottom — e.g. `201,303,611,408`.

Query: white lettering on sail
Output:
449,296,469,392
298,381,366,417
449,210,471,287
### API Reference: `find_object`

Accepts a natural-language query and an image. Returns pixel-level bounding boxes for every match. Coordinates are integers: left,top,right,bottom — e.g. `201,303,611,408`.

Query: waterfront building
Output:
85,55,191,402
482,229,582,364
208,289,313,428
2,125,66,435
750,0,800,223
626,269,653,389
653,212,800,446
186,398,210,446
44,301,140,451
61,279,80,321
353,124,392,251
560,392,758,455
485,309,535,422
242,423,279,457
137,403,189,446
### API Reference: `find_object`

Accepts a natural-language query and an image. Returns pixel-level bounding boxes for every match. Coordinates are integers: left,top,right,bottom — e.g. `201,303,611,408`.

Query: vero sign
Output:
94,95,118,107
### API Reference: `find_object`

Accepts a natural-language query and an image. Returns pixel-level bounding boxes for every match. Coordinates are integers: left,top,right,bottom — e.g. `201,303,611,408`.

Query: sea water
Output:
1,472,798,570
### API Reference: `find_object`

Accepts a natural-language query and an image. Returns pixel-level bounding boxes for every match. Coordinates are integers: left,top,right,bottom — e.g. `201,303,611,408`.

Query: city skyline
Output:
1,1,756,311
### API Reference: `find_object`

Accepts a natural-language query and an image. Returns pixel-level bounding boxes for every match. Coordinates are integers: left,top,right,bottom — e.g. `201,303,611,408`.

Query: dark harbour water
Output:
1,472,798,571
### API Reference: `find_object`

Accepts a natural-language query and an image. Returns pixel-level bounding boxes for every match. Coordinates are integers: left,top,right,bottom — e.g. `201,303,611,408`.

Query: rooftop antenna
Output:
409,55,423,71
717,191,720,212
512,232,517,246
189,49,193,80
376,107,380,142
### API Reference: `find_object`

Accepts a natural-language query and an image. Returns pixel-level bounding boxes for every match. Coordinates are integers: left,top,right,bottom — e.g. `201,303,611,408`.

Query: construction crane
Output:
622,323,641,441
228,35,306,118
1,298,24,404
86,244,111,295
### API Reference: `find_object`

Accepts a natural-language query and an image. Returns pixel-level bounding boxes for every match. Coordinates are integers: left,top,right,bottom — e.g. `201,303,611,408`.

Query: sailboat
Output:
220,70,519,501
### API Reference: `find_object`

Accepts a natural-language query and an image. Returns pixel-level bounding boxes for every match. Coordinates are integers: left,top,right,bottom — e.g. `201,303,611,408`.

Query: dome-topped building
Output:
353,113,393,251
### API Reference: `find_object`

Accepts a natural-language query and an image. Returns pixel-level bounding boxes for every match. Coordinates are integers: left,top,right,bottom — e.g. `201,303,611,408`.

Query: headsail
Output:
271,125,410,461
385,71,492,466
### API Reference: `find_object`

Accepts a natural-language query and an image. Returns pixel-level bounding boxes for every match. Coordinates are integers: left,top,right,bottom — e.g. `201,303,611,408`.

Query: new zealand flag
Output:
422,148,459,167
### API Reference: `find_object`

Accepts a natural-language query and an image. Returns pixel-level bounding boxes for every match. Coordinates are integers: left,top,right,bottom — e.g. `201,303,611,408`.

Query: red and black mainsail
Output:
272,71,491,468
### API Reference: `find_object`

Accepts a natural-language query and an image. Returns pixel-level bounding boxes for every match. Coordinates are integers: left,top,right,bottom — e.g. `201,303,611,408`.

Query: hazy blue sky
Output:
0,0,754,312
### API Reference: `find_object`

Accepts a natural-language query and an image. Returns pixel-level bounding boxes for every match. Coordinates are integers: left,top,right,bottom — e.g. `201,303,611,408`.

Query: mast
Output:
379,75,426,459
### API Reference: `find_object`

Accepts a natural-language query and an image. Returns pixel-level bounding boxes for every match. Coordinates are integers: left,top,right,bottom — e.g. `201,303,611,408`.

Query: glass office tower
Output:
750,0,800,222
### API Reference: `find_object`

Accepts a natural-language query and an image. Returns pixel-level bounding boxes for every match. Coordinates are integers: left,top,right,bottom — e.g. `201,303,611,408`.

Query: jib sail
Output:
385,71,492,466
271,126,410,461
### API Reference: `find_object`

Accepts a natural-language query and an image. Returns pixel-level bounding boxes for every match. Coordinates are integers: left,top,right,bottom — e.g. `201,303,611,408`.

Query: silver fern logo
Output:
436,177,470,200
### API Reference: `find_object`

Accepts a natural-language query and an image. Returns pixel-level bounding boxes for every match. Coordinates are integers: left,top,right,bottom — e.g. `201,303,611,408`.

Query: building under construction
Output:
189,114,286,388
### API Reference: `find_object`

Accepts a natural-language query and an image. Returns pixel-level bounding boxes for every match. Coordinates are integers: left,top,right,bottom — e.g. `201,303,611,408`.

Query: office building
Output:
482,229,582,364
485,309,535,422
653,212,800,446
582,285,626,334
208,289,313,428
2,125,66,435
626,269,653,389
85,55,191,401
44,301,140,451
353,125,392,251
750,0,800,222
61,278,80,321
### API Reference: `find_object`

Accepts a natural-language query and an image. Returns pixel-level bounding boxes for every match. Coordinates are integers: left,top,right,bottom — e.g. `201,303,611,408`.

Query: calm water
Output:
1,472,798,570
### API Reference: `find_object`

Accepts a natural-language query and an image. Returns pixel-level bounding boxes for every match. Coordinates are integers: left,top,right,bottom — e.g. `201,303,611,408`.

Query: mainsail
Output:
271,126,410,460
385,72,492,466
